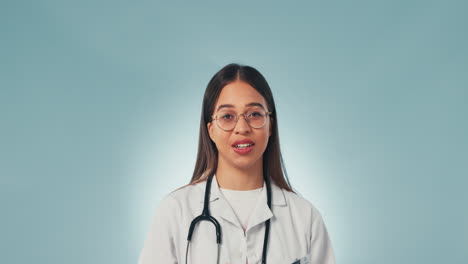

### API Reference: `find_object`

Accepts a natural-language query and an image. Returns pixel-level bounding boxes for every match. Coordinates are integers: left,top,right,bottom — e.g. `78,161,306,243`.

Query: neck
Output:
215,158,264,191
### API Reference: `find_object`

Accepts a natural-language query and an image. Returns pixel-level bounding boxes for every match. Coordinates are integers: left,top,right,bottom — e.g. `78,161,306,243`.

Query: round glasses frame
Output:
211,110,273,131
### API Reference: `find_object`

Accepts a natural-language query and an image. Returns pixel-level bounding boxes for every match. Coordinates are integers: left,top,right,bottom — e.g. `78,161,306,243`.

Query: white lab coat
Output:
138,175,336,264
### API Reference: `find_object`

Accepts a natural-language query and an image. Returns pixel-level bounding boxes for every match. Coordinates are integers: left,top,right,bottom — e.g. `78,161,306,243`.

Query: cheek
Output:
256,130,270,150
214,132,230,148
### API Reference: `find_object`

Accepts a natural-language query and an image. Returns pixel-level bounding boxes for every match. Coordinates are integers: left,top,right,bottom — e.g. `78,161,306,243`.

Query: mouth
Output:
232,143,255,154
232,143,255,149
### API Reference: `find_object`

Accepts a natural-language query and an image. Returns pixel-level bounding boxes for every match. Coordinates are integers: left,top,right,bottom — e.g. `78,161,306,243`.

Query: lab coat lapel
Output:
201,175,242,228
199,175,287,231
246,180,287,232
246,182,272,232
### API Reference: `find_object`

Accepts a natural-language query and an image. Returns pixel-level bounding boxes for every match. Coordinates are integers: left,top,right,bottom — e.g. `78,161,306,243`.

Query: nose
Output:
234,114,251,134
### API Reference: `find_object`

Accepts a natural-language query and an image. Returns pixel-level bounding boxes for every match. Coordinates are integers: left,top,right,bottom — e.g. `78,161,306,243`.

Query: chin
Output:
232,156,261,170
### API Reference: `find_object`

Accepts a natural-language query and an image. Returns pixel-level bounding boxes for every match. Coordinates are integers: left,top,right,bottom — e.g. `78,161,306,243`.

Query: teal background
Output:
1,0,467,263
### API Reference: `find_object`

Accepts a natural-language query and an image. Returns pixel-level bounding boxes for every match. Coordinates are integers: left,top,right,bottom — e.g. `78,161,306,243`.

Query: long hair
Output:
189,63,294,192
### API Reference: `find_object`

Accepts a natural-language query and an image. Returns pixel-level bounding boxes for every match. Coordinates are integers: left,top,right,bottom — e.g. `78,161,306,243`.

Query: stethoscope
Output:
185,174,272,264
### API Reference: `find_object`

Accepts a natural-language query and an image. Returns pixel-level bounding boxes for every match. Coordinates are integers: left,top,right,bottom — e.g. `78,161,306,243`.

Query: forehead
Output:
214,81,267,110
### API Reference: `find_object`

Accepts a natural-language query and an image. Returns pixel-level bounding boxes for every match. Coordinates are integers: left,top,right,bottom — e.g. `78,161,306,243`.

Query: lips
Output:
232,144,254,154
232,139,255,146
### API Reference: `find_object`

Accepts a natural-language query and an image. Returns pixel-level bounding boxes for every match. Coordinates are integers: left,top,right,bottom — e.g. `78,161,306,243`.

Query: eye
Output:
221,114,235,120
249,111,263,117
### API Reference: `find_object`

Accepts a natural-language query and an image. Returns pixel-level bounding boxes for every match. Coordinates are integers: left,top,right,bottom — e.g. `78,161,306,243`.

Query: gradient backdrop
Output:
1,0,467,263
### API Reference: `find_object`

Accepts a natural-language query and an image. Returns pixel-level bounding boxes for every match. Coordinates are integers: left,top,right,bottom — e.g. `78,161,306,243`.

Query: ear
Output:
207,121,215,142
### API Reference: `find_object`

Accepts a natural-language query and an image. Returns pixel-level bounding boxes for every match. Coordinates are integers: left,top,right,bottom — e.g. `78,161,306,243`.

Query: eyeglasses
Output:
211,109,272,131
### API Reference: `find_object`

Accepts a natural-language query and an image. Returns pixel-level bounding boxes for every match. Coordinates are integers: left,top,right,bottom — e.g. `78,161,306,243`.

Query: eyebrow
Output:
216,102,266,112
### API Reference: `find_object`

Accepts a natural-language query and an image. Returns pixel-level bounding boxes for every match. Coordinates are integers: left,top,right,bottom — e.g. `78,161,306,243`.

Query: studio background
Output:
1,0,467,263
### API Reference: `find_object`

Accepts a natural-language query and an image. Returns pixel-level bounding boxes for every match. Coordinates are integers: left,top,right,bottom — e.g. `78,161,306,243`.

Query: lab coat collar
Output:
198,174,287,230
199,174,287,207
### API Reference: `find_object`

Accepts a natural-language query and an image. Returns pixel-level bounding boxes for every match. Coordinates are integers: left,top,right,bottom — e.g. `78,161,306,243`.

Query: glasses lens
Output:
246,110,267,128
216,109,267,130
217,110,237,130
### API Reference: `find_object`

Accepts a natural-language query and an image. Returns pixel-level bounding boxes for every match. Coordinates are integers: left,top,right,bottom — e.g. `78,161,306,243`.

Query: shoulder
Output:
280,188,325,221
167,181,205,202
156,181,206,214
278,188,332,241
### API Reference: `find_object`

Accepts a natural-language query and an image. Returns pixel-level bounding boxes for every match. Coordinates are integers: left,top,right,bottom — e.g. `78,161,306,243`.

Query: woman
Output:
138,63,336,264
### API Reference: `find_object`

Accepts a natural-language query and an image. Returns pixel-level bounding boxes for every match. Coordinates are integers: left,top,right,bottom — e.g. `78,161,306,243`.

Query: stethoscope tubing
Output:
185,174,272,264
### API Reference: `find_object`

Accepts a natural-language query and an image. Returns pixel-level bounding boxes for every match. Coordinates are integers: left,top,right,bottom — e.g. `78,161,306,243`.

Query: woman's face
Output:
207,80,272,171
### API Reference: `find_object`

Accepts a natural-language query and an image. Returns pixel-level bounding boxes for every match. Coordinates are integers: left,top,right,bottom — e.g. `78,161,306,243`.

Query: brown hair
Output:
186,63,294,192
